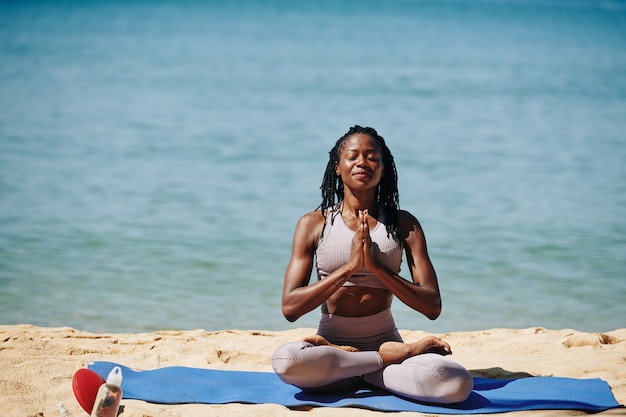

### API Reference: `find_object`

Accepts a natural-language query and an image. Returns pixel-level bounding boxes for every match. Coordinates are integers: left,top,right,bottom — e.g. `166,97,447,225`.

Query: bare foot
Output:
302,335,361,352
378,336,451,366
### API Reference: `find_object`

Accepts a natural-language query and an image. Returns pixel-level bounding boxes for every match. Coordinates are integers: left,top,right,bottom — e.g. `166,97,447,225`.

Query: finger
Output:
429,346,451,356
354,220,363,239
438,340,452,355
429,341,452,356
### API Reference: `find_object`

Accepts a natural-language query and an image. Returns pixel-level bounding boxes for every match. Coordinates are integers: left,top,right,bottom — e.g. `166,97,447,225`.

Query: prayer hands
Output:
349,209,380,272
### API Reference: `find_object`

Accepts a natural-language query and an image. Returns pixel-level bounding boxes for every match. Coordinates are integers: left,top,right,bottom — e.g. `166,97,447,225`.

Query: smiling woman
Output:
271,126,473,404
336,133,384,187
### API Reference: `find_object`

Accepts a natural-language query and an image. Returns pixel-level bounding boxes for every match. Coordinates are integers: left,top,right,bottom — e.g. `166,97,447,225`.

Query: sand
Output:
1,324,624,417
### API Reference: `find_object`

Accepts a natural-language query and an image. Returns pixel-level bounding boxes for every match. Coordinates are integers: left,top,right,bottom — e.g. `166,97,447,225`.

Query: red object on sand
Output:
72,368,106,414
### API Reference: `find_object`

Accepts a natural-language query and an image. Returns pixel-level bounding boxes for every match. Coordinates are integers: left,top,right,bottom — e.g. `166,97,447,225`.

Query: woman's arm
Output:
281,211,362,322
362,210,442,320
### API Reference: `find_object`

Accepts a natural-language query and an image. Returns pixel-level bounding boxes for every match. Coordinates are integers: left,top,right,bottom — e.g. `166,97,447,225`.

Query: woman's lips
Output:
353,171,372,179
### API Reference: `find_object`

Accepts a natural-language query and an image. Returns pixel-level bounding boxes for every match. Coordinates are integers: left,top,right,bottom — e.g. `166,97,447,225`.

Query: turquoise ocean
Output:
1,0,625,334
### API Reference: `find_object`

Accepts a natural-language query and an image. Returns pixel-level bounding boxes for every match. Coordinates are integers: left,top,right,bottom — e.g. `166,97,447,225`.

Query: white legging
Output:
272,342,473,403
271,310,473,404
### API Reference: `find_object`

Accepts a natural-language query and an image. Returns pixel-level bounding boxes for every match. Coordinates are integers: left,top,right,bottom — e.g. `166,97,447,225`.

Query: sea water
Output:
1,0,625,334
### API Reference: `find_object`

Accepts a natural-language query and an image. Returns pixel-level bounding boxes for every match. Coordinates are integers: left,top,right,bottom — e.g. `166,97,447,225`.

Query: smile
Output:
353,171,372,179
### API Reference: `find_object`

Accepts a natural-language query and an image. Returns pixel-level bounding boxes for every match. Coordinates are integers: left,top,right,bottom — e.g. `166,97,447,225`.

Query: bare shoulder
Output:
294,210,326,247
397,209,427,243
297,210,326,229
398,209,422,230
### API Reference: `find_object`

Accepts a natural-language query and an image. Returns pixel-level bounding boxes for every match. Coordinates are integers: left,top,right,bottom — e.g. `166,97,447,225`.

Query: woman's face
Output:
335,133,384,192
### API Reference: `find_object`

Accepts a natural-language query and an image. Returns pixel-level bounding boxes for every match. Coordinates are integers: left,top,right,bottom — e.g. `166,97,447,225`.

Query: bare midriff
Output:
322,286,393,317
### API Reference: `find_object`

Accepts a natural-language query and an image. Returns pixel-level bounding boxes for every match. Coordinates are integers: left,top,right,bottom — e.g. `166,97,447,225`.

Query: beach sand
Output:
1,324,624,417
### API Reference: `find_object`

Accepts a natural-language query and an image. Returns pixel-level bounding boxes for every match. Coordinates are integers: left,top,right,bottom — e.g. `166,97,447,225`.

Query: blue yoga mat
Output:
88,361,621,414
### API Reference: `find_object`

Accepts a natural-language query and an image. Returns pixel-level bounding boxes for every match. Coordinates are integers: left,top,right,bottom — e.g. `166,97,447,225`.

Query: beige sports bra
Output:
315,208,403,289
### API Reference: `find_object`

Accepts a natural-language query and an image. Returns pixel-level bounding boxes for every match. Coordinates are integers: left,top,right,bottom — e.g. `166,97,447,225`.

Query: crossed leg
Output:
271,335,473,404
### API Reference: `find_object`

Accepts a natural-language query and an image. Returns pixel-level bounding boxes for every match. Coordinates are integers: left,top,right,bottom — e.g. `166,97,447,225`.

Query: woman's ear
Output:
334,161,340,176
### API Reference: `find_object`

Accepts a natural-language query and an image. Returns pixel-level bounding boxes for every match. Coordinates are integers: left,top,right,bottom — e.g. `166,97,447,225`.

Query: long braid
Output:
318,126,400,240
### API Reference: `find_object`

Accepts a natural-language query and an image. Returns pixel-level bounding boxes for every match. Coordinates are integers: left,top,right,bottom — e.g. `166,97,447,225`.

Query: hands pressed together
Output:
348,209,380,273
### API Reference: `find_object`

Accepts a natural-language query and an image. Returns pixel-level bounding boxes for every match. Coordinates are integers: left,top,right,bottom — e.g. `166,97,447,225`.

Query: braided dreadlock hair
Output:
318,125,400,240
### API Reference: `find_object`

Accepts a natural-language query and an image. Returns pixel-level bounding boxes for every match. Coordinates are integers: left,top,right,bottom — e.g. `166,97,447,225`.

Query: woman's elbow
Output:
282,304,301,323
426,308,441,321
424,297,442,320
283,312,299,323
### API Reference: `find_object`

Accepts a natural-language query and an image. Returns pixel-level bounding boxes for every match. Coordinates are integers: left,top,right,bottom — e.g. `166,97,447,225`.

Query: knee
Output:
415,354,474,404
437,364,474,403
272,342,308,374
385,354,474,404
271,341,317,387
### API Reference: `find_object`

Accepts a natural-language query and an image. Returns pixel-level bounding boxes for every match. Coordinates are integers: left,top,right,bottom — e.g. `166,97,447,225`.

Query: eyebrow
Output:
344,146,380,153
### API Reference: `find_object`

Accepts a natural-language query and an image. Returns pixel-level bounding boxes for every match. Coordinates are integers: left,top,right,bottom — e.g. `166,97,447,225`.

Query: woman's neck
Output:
340,194,378,218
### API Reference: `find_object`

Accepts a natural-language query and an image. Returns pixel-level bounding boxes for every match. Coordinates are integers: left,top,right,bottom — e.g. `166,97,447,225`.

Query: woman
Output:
272,126,473,403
